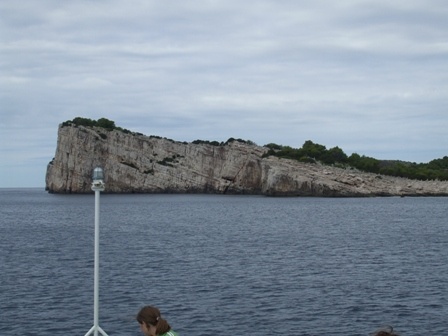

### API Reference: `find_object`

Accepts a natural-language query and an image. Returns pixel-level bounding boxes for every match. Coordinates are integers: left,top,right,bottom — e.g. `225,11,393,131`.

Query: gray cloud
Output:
1,0,447,187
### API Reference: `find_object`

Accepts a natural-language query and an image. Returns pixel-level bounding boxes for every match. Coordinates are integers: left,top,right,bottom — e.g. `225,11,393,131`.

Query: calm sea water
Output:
0,189,447,336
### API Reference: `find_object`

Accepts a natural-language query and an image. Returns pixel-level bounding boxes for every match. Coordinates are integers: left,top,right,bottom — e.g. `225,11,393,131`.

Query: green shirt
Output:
160,331,178,336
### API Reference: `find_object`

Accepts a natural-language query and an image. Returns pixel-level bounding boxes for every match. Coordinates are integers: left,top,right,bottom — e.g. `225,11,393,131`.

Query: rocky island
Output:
45,122,448,196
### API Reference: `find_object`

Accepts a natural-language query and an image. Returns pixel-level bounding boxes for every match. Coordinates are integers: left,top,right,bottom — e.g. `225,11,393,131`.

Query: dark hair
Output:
136,306,171,335
371,326,400,336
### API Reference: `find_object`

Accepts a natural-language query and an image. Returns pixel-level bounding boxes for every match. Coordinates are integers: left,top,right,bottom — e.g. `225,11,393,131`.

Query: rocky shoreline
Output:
45,124,448,196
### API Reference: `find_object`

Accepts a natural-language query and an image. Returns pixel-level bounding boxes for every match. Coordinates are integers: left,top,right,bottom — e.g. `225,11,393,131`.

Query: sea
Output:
0,188,447,336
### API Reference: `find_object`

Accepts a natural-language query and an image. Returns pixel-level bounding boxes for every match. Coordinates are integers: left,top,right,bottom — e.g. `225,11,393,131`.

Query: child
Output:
136,306,178,336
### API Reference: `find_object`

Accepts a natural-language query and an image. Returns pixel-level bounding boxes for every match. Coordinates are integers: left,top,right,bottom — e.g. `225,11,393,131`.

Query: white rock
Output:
45,124,448,196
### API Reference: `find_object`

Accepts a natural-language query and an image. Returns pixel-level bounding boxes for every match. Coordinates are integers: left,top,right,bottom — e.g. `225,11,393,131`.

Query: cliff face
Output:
46,124,448,196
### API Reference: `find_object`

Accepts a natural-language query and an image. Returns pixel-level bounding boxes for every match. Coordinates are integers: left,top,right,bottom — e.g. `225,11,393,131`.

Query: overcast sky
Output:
1,0,447,188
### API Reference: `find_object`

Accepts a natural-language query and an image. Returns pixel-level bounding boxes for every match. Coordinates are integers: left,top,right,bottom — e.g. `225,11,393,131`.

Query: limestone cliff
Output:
46,124,448,196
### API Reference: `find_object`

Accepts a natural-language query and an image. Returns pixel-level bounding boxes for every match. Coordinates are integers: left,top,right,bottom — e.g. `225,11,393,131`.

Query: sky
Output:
1,0,447,188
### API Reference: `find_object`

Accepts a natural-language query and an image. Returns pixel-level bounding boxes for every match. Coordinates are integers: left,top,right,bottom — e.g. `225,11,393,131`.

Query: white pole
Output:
85,168,108,336
93,189,100,336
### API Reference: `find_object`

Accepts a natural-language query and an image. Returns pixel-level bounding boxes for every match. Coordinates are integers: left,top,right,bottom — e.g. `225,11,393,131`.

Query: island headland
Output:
45,121,448,196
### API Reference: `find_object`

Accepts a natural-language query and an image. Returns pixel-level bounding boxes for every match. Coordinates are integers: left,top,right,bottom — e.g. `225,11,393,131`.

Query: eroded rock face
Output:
45,124,448,196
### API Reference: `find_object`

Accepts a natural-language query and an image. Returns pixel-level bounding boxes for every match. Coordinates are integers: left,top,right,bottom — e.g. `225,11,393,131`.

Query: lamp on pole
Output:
84,167,109,336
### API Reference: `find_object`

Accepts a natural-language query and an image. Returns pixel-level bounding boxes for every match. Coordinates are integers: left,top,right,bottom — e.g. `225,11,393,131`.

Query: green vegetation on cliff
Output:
62,117,448,181
264,140,448,181
62,117,135,134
